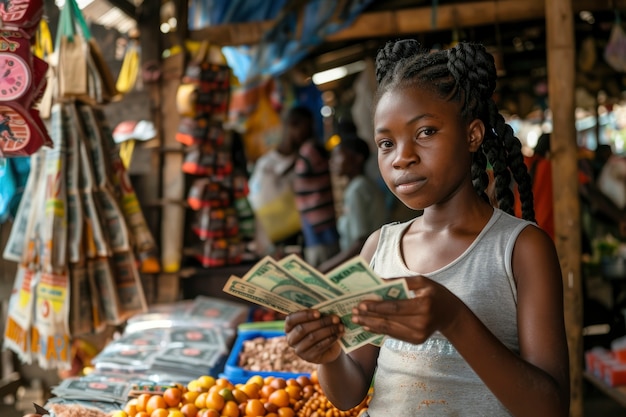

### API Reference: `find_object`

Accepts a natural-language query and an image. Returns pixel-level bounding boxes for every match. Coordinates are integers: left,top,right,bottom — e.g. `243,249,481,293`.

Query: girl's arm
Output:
436,225,569,416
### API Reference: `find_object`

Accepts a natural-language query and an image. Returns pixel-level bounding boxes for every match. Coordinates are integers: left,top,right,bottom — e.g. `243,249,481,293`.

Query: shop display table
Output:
584,370,626,408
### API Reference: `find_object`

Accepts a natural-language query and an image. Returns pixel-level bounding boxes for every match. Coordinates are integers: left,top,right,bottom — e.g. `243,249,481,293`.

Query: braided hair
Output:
374,39,535,222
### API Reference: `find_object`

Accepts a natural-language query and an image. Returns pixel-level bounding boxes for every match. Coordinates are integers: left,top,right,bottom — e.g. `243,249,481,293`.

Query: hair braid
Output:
471,147,490,203
487,100,535,221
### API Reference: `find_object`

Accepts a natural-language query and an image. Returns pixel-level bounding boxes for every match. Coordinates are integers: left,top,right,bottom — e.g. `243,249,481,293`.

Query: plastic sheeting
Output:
189,0,375,83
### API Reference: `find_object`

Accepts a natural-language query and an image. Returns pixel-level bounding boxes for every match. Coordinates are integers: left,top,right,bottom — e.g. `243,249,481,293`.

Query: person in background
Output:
290,106,340,267
317,125,388,273
513,133,554,239
285,39,569,416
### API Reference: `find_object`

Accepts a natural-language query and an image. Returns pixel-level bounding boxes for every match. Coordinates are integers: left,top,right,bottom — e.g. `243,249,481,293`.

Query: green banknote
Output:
313,279,410,353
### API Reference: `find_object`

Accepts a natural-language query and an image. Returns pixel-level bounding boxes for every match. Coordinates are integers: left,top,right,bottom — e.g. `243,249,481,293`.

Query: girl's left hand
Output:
351,275,462,344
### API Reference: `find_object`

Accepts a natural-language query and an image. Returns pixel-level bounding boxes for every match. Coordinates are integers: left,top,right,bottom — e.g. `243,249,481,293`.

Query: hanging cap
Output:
113,120,157,143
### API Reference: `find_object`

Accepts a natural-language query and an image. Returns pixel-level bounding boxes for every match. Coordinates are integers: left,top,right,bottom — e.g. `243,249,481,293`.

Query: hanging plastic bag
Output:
605,17,626,72
0,157,17,222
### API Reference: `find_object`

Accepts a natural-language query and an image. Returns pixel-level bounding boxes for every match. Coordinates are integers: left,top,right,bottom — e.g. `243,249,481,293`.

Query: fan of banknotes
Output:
223,254,410,353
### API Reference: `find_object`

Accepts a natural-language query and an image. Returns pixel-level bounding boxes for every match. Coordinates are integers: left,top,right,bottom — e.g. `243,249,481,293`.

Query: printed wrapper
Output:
92,257,123,326
86,259,106,333
69,264,93,336
110,251,148,322
3,149,45,262
76,104,130,253
41,104,67,274
3,265,38,364
32,271,71,370
0,0,44,37
88,105,159,272
64,104,83,264
77,112,110,258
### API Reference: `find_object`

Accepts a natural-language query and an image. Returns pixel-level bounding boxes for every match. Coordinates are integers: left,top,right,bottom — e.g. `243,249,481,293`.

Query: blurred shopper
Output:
318,124,387,272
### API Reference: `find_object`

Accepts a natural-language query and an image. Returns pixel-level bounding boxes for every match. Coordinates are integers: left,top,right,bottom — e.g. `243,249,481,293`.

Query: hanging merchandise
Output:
54,0,119,103
175,42,248,268
605,12,626,73
0,0,51,157
116,38,140,94
2,0,155,371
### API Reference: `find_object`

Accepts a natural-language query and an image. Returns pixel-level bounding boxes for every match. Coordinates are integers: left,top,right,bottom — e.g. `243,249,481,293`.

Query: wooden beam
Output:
106,0,136,19
545,0,582,416
188,0,626,46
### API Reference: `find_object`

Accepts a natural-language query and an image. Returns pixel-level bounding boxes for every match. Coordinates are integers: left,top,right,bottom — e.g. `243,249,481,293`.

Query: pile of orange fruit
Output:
110,371,369,417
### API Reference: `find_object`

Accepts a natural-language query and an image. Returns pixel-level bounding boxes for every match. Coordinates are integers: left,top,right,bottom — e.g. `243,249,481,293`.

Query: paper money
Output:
241,256,326,307
222,275,303,315
224,255,410,352
326,256,384,294
314,279,411,353
279,254,344,299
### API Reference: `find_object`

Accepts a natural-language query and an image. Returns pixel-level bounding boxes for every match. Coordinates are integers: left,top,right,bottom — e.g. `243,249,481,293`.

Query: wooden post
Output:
545,0,582,416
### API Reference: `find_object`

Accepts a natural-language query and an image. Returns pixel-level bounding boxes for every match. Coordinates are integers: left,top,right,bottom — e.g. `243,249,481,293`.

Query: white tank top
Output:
366,209,533,416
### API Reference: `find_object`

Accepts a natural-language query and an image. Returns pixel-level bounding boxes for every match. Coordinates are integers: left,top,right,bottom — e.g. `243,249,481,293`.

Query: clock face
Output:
0,52,30,101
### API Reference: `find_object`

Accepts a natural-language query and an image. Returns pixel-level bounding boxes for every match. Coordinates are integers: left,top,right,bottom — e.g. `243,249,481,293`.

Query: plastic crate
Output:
220,329,311,385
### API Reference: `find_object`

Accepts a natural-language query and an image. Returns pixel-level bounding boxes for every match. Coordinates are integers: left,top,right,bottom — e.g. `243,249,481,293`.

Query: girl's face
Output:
373,86,483,211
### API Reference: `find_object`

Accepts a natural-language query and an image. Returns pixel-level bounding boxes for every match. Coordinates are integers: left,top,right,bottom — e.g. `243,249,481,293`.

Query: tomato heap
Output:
111,371,370,417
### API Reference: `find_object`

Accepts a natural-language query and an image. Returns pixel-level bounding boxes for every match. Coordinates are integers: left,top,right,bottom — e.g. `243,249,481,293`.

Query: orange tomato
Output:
245,399,266,416
182,391,199,404
310,370,318,385
197,375,216,390
136,394,152,412
201,409,219,417
231,388,249,404
268,389,290,408
164,387,183,407
240,383,260,400
151,409,169,417
269,378,286,390
205,390,225,411
146,396,167,415
295,375,311,387
215,377,234,389
265,414,278,417
135,412,151,417
180,403,198,417
167,411,184,417
194,392,209,409
277,407,295,417
284,385,301,401
259,384,275,400
247,375,264,387
221,400,240,417
124,398,139,416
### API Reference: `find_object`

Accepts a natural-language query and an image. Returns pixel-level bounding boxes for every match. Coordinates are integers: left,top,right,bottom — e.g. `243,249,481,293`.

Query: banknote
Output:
325,256,385,294
314,279,411,353
279,254,344,299
222,275,303,315
241,256,326,307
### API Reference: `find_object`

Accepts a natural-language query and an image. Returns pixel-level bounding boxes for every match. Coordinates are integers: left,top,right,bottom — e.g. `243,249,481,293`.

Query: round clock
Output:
0,52,31,102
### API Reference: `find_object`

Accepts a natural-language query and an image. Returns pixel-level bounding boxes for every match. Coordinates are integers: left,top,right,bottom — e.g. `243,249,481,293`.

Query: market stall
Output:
4,0,626,416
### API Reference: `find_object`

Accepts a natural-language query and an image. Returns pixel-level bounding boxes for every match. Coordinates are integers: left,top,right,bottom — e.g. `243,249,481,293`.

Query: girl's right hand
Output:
285,309,344,364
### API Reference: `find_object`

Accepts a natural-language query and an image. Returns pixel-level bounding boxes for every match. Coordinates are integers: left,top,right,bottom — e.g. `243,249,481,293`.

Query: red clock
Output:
0,52,30,102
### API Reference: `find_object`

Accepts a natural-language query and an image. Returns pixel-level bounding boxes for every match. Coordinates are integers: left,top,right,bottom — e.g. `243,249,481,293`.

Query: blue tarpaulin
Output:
189,0,375,83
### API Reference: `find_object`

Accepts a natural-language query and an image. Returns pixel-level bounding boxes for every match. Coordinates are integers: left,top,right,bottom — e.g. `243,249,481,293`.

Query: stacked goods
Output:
175,44,252,268
586,336,626,387
0,0,52,157
114,371,370,417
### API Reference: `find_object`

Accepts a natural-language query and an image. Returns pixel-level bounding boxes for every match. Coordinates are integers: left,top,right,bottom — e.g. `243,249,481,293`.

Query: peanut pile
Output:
238,335,317,374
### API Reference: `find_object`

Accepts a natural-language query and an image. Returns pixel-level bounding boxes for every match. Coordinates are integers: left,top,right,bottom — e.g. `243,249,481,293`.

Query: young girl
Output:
284,39,570,416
